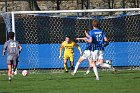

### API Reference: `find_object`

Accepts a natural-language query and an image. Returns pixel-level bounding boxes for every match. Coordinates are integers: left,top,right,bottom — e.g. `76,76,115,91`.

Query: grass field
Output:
0,70,140,93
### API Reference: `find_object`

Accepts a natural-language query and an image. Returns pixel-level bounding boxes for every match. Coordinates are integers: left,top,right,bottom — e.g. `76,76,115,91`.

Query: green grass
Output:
0,70,140,93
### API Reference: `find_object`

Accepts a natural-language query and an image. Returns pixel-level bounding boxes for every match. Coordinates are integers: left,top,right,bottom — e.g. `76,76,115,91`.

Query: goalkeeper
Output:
59,36,82,72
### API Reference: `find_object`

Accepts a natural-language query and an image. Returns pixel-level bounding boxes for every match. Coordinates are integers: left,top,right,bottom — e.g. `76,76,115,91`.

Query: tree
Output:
27,0,40,11
102,0,115,9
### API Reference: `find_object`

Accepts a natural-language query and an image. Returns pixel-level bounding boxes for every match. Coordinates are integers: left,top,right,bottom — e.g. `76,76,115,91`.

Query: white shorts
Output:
98,50,104,60
81,50,92,59
91,50,104,61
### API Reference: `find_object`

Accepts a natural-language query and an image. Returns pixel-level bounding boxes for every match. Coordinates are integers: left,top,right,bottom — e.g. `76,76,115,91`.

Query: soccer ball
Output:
105,60,112,65
22,70,28,76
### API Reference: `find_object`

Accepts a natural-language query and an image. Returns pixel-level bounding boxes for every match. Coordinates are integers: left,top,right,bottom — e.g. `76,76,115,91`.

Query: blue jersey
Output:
84,37,92,51
89,29,106,50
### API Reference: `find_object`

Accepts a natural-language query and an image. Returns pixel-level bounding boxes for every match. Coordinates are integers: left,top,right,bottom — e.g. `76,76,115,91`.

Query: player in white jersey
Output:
3,32,22,81
71,29,100,80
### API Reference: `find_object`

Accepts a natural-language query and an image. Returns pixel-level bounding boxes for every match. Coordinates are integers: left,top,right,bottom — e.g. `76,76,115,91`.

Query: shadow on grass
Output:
61,75,103,80
133,77,140,79
0,92,9,93
114,70,139,75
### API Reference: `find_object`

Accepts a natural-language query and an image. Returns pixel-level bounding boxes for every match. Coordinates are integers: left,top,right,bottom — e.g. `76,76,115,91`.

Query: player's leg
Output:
7,55,14,81
72,50,90,75
7,61,13,81
85,59,93,75
64,54,69,72
72,57,85,75
91,50,99,80
92,61,99,80
70,54,74,70
13,56,19,75
64,59,68,72
97,50,111,69
85,50,97,75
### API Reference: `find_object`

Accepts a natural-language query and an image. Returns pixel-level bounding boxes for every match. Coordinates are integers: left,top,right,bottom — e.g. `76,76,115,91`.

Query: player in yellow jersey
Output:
59,36,82,72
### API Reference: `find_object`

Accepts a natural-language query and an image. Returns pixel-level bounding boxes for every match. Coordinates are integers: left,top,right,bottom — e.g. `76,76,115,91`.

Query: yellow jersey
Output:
61,41,81,54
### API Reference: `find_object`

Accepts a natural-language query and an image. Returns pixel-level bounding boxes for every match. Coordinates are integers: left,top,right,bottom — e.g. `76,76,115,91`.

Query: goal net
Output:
1,8,140,73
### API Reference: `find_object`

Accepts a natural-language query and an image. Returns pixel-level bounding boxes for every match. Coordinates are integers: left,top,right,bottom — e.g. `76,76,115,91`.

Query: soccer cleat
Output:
96,77,100,80
65,71,69,73
12,70,14,75
14,70,17,75
71,72,75,76
71,66,74,70
84,70,90,75
111,67,117,73
84,73,88,76
8,77,12,81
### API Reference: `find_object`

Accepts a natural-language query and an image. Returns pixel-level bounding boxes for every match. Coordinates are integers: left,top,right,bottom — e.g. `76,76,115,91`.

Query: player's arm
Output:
85,30,92,43
104,37,109,47
76,37,92,43
85,36,92,43
18,43,22,54
59,42,64,58
103,31,109,47
3,42,7,56
76,37,87,41
74,42,82,55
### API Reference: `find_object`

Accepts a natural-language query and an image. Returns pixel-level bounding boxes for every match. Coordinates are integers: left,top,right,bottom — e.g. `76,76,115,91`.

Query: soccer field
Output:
0,70,140,93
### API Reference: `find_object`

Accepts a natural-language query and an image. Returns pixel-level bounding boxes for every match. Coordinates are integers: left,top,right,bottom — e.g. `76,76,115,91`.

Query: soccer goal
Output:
0,8,140,73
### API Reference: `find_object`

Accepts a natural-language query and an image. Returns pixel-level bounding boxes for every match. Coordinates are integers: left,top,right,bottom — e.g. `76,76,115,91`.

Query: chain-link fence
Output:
0,10,140,73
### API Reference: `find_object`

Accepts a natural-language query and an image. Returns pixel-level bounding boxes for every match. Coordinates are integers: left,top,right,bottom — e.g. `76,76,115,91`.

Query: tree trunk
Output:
136,0,139,7
27,0,40,11
111,0,114,8
56,0,61,10
33,1,41,10
108,0,111,9
122,0,125,8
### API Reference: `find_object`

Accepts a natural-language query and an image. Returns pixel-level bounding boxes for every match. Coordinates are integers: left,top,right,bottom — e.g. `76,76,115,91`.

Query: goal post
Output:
0,8,140,72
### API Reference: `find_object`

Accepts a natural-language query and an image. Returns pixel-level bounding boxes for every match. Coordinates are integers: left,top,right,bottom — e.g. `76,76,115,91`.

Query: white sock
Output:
96,62,101,67
101,63,111,69
93,67,99,79
73,62,80,74
86,67,91,74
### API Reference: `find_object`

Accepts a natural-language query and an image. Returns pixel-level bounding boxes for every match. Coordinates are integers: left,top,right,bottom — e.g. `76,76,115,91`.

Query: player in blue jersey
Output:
85,20,111,75
3,32,22,81
71,29,100,80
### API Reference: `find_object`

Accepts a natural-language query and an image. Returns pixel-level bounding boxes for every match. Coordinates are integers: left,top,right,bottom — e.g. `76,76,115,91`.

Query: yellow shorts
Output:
64,53,74,62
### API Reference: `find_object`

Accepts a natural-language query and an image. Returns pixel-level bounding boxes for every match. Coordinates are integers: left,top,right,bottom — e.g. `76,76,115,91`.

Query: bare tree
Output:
127,0,139,8
136,0,139,7
102,0,115,9
56,0,61,10
27,0,40,11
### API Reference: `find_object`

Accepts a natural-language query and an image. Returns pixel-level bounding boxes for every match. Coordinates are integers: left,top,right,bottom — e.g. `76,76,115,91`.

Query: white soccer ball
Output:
105,60,112,65
22,70,28,76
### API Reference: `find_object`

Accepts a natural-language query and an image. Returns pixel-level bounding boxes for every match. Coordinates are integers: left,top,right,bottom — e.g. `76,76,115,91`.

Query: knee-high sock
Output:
86,67,91,74
96,62,111,69
64,64,68,71
101,63,111,68
93,67,99,79
73,62,80,74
